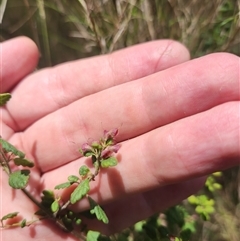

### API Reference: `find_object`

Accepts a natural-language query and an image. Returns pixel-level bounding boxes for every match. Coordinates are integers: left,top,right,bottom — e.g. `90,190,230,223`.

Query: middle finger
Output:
10,53,239,172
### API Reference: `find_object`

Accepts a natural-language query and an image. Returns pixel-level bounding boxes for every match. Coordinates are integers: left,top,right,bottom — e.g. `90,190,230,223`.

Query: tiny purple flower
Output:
104,128,118,140
81,143,92,152
101,144,121,159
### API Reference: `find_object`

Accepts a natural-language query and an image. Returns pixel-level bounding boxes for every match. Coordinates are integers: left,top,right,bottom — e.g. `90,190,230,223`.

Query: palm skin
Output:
0,37,239,240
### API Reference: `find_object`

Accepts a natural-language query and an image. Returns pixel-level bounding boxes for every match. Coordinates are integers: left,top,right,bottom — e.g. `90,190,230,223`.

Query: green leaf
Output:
70,179,90,204
0,93,11,106
79,165,90,176
62,216,74,231
51,200,60,213
54,182,72,189
40,190,55,209
35,209,48,217
91,141,101,149
0,138,25,158
1,212,19,221
68,175,79,182
187,195,198,204
20,219,27,228
90,204,109,224
88,196,109,224
13,158,34,168
42,190,55,199
82,150,94,157
8,170,30,189
100,156,118,168
86,230,100,241
75,219,82,225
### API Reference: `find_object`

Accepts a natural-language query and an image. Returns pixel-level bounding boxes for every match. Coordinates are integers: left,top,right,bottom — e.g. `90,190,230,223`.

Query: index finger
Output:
7,40,190,130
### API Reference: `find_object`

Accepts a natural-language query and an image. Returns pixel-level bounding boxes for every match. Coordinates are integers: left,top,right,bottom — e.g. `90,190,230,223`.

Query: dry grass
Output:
1,0,239,67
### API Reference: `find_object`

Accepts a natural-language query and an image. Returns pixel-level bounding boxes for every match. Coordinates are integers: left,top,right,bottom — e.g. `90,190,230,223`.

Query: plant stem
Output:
0,149,11,174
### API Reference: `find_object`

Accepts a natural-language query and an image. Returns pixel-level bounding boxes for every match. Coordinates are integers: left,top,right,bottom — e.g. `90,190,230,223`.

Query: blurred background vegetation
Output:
0,0,239,240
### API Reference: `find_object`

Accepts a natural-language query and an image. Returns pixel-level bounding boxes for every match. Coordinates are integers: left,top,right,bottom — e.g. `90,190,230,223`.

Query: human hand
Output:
1,36,239,240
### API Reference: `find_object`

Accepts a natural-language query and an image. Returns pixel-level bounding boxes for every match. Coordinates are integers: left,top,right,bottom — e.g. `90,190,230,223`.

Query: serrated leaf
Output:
88,196,109,224
54,182,72,190
86,230,100,241
100,156,118,168
0,93,11,106
1,212,19,221
79,165,90,176
70,179,90,204
68,175,79,182
8,170,30,189
51,200,60,213
13,158,34,168
0,138,25,158
90,205,109,224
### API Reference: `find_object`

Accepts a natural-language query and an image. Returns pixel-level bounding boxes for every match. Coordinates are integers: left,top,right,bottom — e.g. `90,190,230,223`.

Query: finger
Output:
0,36,39,92
11,53,239,171
88,177,205,234
41,101,239,207
7,40,190,130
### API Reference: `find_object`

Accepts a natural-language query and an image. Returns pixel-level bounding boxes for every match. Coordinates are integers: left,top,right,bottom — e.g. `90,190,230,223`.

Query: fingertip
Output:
1,36,39,92
152,39,191,70
106,39,191,85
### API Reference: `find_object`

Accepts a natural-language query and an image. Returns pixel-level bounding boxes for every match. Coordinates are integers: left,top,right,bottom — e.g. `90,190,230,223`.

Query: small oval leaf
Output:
51,200,60,213
75,219,82,225
101,157,118,168
83,151,94,157
8,170,30,189
20,219,27,228
79,165,90,176
68,175,79,182
14,158,34,168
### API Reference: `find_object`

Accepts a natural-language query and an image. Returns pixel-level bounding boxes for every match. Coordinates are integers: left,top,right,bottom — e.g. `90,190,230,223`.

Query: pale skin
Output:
0,36,239,240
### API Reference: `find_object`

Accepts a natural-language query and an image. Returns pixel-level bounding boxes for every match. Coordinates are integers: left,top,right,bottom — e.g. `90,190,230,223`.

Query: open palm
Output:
1,37,239,240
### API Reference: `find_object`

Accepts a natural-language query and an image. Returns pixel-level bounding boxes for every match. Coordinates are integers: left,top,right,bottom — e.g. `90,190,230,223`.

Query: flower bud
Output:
101,144,121,159
104,128,118,140
81,143,92,152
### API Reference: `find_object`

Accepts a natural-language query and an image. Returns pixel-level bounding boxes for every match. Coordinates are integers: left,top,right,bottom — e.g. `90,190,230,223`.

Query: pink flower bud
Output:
110,143,121,153
101,144,121,159
81,143,92,152
104,128,118,140
101,148,112,159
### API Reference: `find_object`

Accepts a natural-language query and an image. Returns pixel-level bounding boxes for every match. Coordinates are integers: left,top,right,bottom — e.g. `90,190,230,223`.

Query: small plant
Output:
0,92,224,241
187,172,222,221
0,93,121,240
